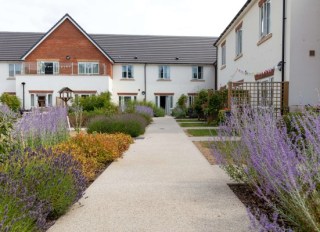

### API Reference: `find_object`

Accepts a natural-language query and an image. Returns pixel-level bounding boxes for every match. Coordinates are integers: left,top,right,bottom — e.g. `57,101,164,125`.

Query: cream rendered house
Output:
0,14,217,114
215,0,320,110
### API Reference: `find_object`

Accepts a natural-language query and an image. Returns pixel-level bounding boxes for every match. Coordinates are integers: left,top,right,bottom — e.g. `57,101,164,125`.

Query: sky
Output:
0,0,247,37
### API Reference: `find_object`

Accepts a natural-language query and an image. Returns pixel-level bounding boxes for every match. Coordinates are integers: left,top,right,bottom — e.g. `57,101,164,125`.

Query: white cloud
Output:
0,0,247,36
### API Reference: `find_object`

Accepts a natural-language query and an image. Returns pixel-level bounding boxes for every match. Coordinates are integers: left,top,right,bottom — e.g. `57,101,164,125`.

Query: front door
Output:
38,96,46,107
156,95,173,115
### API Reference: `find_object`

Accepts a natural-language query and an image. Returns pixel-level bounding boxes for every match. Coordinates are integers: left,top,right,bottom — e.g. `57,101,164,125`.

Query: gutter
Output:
281,0,286,82
144,63,147,101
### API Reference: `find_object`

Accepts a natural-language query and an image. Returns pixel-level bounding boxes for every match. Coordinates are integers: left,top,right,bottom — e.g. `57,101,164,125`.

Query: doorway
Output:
160,96,166,110
38,96,46,107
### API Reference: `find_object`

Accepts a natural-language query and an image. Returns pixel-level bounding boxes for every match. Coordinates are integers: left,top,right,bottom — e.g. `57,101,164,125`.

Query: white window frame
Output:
188,95,195,107
9,63,22,77
192,66,203,80
78,62,99,75
159,65,170,79
37,61,59,75
119,95,136,111
221,43,226,66
260,0,271,38
235,27,243,56
122,65,134,78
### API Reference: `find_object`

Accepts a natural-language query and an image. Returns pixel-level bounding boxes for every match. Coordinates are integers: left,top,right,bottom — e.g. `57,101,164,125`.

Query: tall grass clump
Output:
14,107,69,149
87,113,148,137
212,107,320,231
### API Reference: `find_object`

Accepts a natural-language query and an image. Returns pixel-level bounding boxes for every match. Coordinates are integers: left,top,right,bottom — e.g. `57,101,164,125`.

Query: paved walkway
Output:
48,117,249,232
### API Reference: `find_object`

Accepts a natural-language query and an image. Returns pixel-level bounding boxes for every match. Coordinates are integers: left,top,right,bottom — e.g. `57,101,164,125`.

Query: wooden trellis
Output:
227,81,289,115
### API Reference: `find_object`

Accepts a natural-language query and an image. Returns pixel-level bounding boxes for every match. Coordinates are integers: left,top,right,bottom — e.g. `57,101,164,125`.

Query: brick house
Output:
0,14,217,113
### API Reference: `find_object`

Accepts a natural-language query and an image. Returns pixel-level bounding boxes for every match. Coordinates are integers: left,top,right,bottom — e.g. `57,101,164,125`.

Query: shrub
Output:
172,106,187,118
54,133,133,181
0,93,21,112
207,90,228,118
213,107,320,231
135,105,153,124
177,94,187,110
78,92,117,115
87,113,148,137
0,105,17,159
2,148,87,219
0,173,48,231
153,107,165,117
13,107,69,150
194,90,208,119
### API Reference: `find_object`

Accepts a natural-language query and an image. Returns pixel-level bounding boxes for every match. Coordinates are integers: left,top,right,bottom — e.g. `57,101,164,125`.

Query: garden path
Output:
48,117,249,232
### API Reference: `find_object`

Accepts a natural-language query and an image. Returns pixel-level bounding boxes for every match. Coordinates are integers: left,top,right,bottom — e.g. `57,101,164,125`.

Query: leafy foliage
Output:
0,106,17,159
0,93,21,112
55,133,133,181
77,92,117,115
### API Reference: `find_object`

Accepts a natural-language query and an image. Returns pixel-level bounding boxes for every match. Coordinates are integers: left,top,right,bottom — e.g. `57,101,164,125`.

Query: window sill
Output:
234,53,243,61
157,79,171,81
120,78,135,81
191,79,205,82
7,77,16,80
257,33,272,46
220,65,226,70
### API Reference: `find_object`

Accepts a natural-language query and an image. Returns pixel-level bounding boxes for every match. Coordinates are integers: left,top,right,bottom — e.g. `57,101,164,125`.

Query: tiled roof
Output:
0,32,217,64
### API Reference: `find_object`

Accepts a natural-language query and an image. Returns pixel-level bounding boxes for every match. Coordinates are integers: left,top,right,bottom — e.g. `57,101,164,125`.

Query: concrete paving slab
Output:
48,116,250,232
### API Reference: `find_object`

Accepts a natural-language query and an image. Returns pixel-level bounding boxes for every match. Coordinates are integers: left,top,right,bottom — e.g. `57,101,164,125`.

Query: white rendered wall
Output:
288,0,320,107
112,63,215,107
0,62,17,94
216,0,284,88
15,75,112,109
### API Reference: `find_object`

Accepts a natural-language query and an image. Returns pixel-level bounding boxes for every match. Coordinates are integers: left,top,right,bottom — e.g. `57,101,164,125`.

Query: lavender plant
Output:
0,173,49,231
3,148,87,219
14,107,69,149
213,107,320,231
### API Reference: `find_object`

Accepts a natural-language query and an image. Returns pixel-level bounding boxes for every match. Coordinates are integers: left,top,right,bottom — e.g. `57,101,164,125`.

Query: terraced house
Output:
0,14,217,113
215,0,320,111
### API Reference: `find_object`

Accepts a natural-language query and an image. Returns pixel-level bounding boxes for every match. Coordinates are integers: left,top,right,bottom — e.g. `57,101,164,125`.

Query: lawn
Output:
176,119,202,122
186,129,218,136
179,122,214,127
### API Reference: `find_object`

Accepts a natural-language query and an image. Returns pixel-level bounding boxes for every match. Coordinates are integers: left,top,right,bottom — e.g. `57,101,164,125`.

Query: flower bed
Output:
213,107,320,231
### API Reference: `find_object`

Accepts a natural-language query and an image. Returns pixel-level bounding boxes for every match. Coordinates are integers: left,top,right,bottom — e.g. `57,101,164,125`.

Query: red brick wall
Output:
25,19,113,77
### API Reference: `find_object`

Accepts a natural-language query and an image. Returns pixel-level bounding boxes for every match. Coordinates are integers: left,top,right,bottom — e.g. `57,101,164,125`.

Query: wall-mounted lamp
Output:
277,61,283,71
66,55,71,60
141,91,146,95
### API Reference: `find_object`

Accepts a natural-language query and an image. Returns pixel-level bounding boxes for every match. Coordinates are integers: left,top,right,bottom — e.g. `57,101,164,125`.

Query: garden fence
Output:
227,81,289,115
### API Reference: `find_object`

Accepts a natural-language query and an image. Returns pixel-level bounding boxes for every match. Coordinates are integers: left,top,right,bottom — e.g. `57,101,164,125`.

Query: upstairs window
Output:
38,61,59,75
9,63,22,77
122,65,134,78
221,42,226,66
159,65,170,79
235,24,243,57
259,0,271,37
192,66,203,80
78,62,99,75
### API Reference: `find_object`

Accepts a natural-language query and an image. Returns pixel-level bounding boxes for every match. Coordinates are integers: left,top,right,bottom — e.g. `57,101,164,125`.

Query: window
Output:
188,95,195,107
192,66,203,80
78,62,99,75
9,63,22,77
235,26,243,56
48,94,53,107
260,0,271,37
31,94,35,107
221,42,226,66
122,65,134,78
119,95,136,111
159,65,170,79
38,61,59,75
